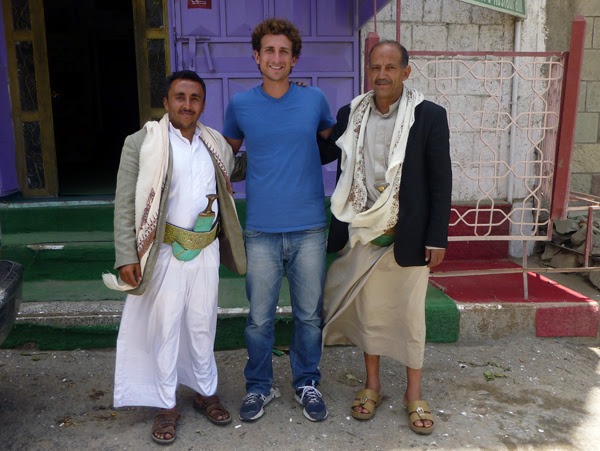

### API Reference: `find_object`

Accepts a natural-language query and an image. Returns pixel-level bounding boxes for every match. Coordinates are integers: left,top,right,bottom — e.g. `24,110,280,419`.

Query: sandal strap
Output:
352,388,381,407
153,412,179,433
196,394,230,420
407,400,434,422
205,401,228,415
157,418,176,427
353,388,380,404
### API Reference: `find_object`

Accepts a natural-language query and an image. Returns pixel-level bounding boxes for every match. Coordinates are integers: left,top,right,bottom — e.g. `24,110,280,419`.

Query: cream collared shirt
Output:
364,96,401,208
166,123,218,230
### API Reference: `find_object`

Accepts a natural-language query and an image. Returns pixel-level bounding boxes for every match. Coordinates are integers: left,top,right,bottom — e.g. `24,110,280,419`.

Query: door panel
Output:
202,78,225,130
272,1,311,35
3,0,58,196
194,42,257,73
180,1,222,36
174,0,357,121
297,42,355,71
224,0,266,37
317,0,354,36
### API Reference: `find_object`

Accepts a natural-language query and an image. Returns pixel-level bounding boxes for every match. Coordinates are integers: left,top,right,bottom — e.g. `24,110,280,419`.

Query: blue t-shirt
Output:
223,84,334,232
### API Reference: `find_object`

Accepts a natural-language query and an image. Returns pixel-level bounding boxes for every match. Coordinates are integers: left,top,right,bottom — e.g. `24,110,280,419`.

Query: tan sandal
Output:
351,388,382,420
151,410,180,445
406,400,435,435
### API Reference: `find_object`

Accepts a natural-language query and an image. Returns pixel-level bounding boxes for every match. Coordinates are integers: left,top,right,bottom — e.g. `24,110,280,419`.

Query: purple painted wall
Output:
358,0,393,28
0,6,19,196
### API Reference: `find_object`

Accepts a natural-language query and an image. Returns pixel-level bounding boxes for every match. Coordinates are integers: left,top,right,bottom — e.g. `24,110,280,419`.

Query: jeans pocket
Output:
304,227,326,234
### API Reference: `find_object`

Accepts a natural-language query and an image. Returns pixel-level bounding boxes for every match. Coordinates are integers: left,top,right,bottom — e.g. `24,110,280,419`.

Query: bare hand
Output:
118,263,142,287
293,81,308,88
425,248,446,268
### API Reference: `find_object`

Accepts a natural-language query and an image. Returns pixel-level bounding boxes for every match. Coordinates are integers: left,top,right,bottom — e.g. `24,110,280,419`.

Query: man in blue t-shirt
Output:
223,17,334,423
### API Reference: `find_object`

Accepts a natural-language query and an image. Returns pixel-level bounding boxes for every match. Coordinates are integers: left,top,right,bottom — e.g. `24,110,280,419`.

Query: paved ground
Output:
1,334,599,450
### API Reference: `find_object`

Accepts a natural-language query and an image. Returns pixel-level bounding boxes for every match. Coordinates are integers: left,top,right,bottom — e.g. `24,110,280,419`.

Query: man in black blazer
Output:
322,41,451,435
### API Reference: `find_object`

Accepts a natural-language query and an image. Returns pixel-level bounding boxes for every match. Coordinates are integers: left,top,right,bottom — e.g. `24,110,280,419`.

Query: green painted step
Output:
1,199,460,348
0,199,321,289
0,204,115,233
0,200,250,233
1,232,243,285
2,316,293,351
2,286,459,350
0,201,248,285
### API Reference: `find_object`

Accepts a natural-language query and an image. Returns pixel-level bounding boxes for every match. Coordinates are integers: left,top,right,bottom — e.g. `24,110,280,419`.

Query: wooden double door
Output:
2,0,169,197
3,0,358,197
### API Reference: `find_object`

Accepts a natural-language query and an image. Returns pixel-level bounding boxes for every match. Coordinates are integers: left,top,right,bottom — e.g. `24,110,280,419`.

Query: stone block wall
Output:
362,0,515,58
360,1,560,256
360,1,550,204
571,0,600,195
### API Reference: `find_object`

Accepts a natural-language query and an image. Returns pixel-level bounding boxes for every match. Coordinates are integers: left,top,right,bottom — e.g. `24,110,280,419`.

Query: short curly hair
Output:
251,18,302,58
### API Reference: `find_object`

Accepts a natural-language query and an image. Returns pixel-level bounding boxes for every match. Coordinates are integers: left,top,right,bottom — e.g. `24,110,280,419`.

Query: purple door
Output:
170,0,358,195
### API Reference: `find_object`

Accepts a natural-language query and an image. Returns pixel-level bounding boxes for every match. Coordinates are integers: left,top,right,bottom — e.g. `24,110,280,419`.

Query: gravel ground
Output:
1,334,599,450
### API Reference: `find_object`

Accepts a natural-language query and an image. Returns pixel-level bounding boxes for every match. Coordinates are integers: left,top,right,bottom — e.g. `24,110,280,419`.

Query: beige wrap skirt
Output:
322,243,429,369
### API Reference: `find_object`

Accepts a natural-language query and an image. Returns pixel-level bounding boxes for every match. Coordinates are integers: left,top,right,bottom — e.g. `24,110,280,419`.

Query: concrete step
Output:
0,201,115,233
2,199,598,350
2,230,243,286
431,259,600,339
5,282,461,349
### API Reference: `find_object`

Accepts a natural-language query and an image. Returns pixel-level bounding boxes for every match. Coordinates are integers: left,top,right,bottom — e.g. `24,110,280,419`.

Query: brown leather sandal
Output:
193,393,232,426
151,410,180,445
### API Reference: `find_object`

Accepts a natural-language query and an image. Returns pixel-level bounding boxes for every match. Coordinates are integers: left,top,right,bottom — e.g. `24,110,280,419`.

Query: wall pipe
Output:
507,18,522,203
396,0,401,42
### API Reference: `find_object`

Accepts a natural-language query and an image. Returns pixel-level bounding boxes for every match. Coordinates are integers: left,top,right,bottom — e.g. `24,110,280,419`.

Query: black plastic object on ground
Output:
0,260,23,345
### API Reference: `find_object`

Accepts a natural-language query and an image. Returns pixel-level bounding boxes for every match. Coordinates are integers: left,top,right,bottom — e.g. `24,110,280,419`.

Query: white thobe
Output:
113,124,220,409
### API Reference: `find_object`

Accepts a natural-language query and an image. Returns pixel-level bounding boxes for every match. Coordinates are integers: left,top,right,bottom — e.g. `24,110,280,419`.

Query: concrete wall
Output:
361,0,515,62
545,0,600,196
571,0,600,195
358,1,568,257
359,0,550,201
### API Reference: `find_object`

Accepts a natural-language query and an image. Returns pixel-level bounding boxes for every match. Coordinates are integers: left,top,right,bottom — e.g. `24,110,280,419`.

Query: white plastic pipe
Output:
507,19,522,203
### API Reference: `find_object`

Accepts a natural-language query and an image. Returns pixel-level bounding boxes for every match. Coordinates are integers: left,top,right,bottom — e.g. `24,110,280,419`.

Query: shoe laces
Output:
298,385,322,404
243,393,264,404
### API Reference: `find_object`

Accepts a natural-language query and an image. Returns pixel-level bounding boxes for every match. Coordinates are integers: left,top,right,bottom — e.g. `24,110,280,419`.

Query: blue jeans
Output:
243,227,326,395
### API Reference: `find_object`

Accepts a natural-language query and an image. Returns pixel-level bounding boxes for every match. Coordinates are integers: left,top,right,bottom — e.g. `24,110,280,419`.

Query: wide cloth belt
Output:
370,228,395,247
163,221,219,250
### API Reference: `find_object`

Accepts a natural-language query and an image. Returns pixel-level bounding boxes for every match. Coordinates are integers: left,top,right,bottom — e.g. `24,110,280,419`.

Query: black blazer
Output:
324,99,452,267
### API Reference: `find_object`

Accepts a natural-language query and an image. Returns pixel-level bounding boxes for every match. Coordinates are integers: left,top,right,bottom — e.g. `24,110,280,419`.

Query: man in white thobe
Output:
106,70,245,445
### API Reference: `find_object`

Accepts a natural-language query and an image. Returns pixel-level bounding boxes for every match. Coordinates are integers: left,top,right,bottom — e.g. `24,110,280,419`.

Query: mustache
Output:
375,79,391,85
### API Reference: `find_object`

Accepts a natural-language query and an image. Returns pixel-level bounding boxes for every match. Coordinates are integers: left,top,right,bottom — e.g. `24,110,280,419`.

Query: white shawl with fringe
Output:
102,114,170,291
102,115,235,291
330,87,424,247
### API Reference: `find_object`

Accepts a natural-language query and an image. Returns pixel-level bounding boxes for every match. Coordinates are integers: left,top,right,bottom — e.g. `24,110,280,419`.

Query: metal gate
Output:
405,17,599,296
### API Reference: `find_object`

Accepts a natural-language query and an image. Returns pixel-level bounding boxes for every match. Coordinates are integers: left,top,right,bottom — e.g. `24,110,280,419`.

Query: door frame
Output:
2,0,57,197
132,0,171,125
2,0,171,197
